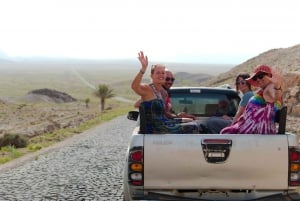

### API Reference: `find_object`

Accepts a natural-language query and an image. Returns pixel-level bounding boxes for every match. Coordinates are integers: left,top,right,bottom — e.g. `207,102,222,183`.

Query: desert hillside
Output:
202,44,300,118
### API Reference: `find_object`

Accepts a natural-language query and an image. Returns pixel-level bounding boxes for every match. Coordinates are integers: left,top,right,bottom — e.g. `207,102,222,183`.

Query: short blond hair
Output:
151,64,165,74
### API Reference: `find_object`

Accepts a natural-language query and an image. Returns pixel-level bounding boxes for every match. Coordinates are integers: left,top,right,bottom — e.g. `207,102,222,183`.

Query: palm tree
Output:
84,98,90,108
94,84,115,112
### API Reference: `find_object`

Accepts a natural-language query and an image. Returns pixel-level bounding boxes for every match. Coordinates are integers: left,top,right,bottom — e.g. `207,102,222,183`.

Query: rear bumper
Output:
130,189,300,201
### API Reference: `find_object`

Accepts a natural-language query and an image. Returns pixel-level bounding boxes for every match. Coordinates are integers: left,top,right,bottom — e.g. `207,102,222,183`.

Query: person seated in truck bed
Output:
204,73,254,133
161,69,196,120
131,51,199,134
134,69,196,120
204,99,234,134
231,73,254,123
220,65,283,134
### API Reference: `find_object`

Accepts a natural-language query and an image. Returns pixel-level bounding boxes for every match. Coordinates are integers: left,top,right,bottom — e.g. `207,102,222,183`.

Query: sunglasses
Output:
252,73,267,81
166,77,175,82
236,80,247,85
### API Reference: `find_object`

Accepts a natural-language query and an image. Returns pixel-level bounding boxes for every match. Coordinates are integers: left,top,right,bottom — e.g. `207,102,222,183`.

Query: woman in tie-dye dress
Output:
220,64,283,134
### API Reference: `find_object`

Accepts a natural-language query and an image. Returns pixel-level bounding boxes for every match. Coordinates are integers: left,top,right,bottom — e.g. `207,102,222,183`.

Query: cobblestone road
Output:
0,115,136,201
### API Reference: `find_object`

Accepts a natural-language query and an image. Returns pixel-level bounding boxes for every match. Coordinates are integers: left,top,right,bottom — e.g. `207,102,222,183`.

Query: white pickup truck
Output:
124,87,300,201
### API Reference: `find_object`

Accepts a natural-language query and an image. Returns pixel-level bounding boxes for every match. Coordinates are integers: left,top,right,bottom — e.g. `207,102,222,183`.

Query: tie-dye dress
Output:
140,84,199,134
220,89,282,134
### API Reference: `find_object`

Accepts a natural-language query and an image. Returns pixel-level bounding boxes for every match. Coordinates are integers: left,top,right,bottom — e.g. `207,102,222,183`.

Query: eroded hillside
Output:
202,44,300,118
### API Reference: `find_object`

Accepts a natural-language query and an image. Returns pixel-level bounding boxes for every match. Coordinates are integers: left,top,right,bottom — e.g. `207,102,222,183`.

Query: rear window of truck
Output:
169,88,240,117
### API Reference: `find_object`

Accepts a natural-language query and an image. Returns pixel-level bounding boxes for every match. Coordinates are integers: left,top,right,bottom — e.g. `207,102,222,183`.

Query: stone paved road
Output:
0,115,136,201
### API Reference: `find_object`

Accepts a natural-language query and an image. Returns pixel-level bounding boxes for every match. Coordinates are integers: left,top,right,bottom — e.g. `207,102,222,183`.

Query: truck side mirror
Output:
127,111,139,121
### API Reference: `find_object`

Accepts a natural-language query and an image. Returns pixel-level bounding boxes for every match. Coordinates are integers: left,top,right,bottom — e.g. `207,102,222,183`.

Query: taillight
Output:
130,173,143,180
130,163,143,171
131,150,143,161
289,148,300,186
290,151,300,161
128,146,143,186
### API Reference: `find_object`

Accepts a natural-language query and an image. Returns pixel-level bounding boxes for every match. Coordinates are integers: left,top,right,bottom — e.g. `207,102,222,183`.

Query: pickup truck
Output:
124,86,300,201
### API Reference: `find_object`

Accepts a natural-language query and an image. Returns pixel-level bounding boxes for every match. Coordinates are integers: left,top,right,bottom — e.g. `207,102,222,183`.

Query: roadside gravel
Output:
0,115,136,201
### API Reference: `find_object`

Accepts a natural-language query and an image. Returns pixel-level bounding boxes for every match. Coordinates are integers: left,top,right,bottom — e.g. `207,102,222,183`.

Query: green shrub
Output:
0,156,11,164
0,146,22,163
0,133,28,148
28,143,43,152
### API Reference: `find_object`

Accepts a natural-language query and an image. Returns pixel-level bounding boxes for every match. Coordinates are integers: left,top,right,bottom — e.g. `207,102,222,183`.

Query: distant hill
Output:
173,72,213,86
202,44,300,117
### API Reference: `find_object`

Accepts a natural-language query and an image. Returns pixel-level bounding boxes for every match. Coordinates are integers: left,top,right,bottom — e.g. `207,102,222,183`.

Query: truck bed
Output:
143,134,293,190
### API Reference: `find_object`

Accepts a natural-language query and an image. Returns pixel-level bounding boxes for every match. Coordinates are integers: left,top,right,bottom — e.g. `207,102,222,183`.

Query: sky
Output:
1,0,300,64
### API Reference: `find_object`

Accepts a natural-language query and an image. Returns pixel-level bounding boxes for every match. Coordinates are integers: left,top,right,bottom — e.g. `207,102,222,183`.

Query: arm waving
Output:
264,67,283,103
131,51,149,96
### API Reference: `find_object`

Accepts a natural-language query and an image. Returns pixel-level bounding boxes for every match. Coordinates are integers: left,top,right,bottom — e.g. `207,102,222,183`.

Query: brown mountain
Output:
202,44,300,118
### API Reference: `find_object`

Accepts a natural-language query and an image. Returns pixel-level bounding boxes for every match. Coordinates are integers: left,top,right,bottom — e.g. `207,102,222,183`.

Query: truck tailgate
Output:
144,134,289,190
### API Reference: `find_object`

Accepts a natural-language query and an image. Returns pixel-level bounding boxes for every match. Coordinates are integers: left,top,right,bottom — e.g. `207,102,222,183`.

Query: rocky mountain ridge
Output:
203,44,300,117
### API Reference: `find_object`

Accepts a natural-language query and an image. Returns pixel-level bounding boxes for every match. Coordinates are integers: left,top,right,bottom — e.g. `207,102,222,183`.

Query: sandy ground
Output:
0,96,101,138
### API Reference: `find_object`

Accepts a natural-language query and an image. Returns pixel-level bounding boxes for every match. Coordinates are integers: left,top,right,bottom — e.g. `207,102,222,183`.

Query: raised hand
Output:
268,67,283,88
137,51,148,70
